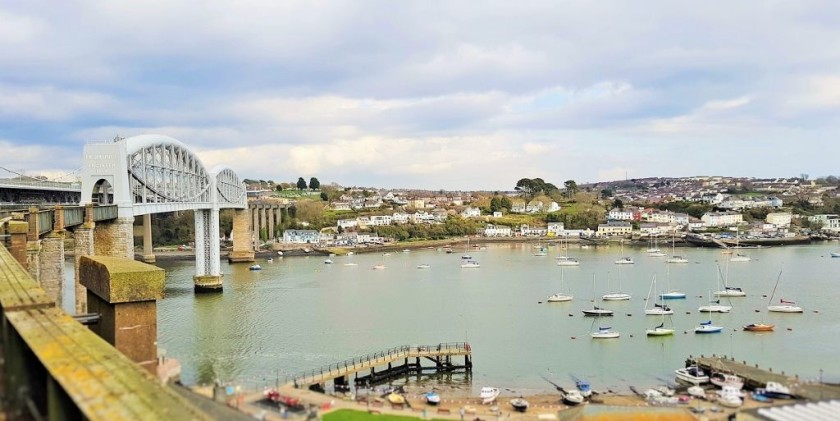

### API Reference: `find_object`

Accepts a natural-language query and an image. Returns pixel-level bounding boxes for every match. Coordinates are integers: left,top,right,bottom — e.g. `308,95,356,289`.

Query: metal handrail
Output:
288,342,470,385
0,178,80,190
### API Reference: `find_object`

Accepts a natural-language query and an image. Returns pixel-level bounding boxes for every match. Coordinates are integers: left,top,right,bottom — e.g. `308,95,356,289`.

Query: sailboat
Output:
591,324,620,339
614,239,634,265
602,268,631,301
547,266,573,302
647,234,666,257
644,274,674,315
533,240,548,256
695,295,724,333
713,261,746,297
659,265,686,300
699,290,731,313
556,236,581,266
582,274,614,316
460,236,480,268
729,230,751,262
666,231,689,263
646,313,675,337
766,269,803,313
745,270,783,331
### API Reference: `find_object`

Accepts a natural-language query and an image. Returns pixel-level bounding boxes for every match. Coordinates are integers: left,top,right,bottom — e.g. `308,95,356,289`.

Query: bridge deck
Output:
291,343,471,387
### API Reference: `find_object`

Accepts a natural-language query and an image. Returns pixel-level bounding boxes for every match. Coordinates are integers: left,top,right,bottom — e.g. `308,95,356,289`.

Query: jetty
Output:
289,342,472,391
692,355,840,401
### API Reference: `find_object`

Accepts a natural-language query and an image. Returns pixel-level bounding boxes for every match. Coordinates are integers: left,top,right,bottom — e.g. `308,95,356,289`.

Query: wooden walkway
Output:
289,343,471,387
693,355,840,401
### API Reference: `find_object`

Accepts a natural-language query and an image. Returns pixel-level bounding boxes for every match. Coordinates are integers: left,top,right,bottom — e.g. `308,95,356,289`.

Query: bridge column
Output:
93,217,135,259
25,207,41,282
259,206,267,243
6,220,29,267
38,231,65,307
267,207,275,241
194,209,223,292
142,214,155,263
80,255,164,373
73,217,95,314
251,204,259,251
228,208,255,263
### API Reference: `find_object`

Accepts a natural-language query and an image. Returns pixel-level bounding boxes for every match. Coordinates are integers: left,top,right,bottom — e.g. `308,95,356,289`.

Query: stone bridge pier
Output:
248,201,285,251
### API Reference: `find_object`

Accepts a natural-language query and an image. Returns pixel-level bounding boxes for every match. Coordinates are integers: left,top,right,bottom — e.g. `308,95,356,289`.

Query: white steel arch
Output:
80,134,247,290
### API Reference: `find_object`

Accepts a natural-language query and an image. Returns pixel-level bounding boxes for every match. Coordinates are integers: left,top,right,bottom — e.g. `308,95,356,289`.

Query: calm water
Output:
130,242,838,393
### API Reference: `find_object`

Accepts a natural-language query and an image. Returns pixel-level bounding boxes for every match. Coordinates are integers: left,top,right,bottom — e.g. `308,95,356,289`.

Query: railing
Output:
92,205,118,221
0,178,80,190
37,210,54,235
63,206,84,227
289,342,470,386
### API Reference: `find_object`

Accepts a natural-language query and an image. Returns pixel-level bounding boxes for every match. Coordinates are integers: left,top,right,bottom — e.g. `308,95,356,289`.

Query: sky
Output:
1,1,840,190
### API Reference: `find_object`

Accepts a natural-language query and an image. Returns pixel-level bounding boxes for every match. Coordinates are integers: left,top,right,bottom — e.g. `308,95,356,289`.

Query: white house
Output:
809,214,840,232
282,229,320,244
701,211,744,227
547,202,561,213
766,212,792,228
460,207,481,218
596,221,632,237
526,201,544,213
492,211,503,218
336,218,358,230
331,202,351,211
547,222,565,236
369,215,392,226
520,224,548,236
510,201,526,213
608,208,634,221
482,224,512,237
392,212,410,224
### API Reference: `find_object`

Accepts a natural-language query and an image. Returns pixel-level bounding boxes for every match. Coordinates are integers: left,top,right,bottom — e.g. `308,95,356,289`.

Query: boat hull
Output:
646,328,675,336
743,323,774,332
767,305,803,313
582,309,613,316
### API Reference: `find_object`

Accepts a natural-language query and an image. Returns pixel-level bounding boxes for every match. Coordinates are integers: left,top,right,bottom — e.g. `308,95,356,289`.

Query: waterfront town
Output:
239,175,840,250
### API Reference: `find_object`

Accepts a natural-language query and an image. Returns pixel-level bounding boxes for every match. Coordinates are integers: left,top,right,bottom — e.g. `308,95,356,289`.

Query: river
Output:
73,241,840,394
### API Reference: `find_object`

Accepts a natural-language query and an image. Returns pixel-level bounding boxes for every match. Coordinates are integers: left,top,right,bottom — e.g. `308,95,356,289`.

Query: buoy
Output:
629,334,634,338
568,314,574,317
684,331,688,334
571,336,576,340
762,294,768,298
685,311,691,315
626,313,632,316
755,309,760,312
538,301,543,304
787,328,792,331
813,310,819,313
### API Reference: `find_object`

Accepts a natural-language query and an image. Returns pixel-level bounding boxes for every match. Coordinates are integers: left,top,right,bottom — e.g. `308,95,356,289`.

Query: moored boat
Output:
460,260,481,268
509,397,529,412
675,366,710,384
831,252,840,258
372,264,386,270
591,326,620,339
710,373,744,390
479,387,500,404
716,385,744,408
646,322,675,337
424,391,440,405
387,392,405,405
417,263,431,269
614,257,634,265
760,381,795,399
582,307,613,317
660,291,686,300
694,320,723,334
249,264,262,271
575,379,592,397
562,390,584,405
768,299,803,313
743,323,775,332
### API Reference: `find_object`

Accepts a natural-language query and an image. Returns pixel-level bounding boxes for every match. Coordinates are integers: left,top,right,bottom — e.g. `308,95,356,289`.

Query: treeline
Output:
369,217,483,241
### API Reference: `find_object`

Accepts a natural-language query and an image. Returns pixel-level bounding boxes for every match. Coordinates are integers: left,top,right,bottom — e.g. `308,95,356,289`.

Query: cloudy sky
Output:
1,1,839,190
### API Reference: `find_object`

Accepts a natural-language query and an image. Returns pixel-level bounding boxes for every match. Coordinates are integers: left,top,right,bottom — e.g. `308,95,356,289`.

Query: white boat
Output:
556,256,581,266
417,264,431,269
767,300,803,313
591,326,620,339
714,260,746,296
509,397,529,412
372,264,386,270
461,260,480,268
614,239,634,264
675,366,710,384
555,236,581,265
533,242,548,256
344,262,358,267
324,258,333,264
710,373,744,390
479,387,500,404
602,268,631,301
694,320,723,334
547,266,573,302
583,274,613,316
646,235,662,254
687,385,706,399
249,264,262,271
277,251,284,256
730,253,751,262
646,321,675,337
666,232,689,263
424,391,441,405
402,249,410,253
765,270,803,313
644,275,675,315
716,386,744,408
761,381,794,399
562,390,584,405
831,252,840,258
649,251,667,257
698,301,731,313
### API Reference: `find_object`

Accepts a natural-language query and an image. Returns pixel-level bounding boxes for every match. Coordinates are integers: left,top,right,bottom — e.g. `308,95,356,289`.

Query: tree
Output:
320,191,329,201
564,180,578,198
296,177,307,190
612,198,624,209
515,178,535,196
309,177,321,190
490,197,502,213
275,185,283,192
500,196,512,211
600,189,613,199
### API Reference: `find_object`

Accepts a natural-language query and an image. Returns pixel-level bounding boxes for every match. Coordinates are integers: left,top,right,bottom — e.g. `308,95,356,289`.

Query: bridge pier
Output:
73,215,95,314
228,208,254,263
194,209,223,292
80,255,165,373
141,214,155,263
93,216,135,259
38,231,65,307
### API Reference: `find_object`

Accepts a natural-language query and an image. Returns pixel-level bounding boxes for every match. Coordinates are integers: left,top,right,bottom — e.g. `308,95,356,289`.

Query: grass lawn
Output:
323,409,446,421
